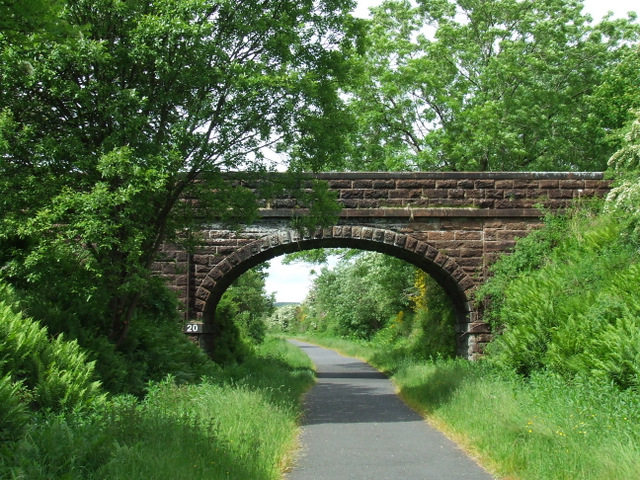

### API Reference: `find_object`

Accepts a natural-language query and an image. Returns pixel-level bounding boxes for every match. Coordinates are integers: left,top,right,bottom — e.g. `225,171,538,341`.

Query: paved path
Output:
286,341,494,480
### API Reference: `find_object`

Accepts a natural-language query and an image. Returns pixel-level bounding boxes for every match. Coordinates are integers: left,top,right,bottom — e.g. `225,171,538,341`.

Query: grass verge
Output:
0,336,314,480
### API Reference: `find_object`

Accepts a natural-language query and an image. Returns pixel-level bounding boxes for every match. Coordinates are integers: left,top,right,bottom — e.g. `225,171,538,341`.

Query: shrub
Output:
605,112,640,242
76,279,219,395
235,310,267,345
409,272,456,359
86,312,219,396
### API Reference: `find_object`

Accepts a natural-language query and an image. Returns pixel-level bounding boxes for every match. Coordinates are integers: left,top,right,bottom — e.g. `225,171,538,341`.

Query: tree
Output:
591,43,640,146
305,252,414,338
605,109,640,240
0,0,361,346
340,0,639,172
266,304,302,332
0,0,69,42
218,264,275,347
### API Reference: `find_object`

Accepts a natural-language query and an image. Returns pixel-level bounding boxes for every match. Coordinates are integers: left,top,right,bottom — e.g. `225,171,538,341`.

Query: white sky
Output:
265,0,638,303
265,256,320,303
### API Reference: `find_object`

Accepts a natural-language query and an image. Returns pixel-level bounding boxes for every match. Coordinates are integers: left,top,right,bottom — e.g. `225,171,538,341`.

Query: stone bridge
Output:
155,172,610,358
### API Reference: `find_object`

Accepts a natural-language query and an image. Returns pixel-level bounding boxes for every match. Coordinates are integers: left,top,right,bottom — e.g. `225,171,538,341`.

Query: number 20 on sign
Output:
184,323,203,334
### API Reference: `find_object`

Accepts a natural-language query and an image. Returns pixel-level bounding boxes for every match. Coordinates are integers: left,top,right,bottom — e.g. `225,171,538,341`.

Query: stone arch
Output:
195,227,479,358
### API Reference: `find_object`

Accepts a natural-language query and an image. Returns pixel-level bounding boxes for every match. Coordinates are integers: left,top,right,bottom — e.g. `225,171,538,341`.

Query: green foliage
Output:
339,0,640,171
290,179,343,236
266,304,303,333
208,297,252,365
478,114,640,385
467,111,640,386
301,252,414,339
476,211,572,326
574,265,640,388
0,338,314,480
591,44,640,143
0,0,70,43
0,281,104,436
0,275,216,397
0,303,104,413
368,271,456,363
0,271,216,397
284,251,458,360
0,373,29,442
608,111,640,172
91,284,219,395
36,334,103,412
407,273,456,359
211,265,276,364
282,249,335,265
605,110,640,241
105,314,218,396
225,265,275,345
236,311,268,346
281,247,362,267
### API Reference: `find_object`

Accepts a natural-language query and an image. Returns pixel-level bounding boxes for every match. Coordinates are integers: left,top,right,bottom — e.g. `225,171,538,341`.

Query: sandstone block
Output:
474,179,495,188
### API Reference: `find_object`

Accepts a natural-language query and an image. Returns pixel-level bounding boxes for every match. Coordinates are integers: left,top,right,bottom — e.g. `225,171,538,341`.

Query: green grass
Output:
0,336,315,480
296,335,640,480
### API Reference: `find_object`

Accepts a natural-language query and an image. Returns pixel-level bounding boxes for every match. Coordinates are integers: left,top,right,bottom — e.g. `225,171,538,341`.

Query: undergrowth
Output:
478,205,640,387
0,335,314,480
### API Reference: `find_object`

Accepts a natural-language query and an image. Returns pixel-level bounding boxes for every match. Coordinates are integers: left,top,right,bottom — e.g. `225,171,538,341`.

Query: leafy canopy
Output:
0,0,361,346
338,0,639,171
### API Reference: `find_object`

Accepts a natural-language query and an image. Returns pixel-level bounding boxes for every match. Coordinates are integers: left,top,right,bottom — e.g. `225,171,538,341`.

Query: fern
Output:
1,282,104,413
0,373,29,442
37,334,103,410
0,300,47,387
576,265,640,389
585,311,640,389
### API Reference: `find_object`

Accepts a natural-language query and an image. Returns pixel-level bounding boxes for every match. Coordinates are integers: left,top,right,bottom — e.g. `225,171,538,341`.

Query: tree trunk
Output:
109,291,142,348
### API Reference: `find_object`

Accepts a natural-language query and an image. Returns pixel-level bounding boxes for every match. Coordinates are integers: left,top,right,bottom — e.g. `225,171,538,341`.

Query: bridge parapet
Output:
263,171,609,212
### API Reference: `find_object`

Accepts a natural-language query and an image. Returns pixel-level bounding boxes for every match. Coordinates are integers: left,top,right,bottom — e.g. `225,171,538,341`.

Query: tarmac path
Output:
286,340,494,480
